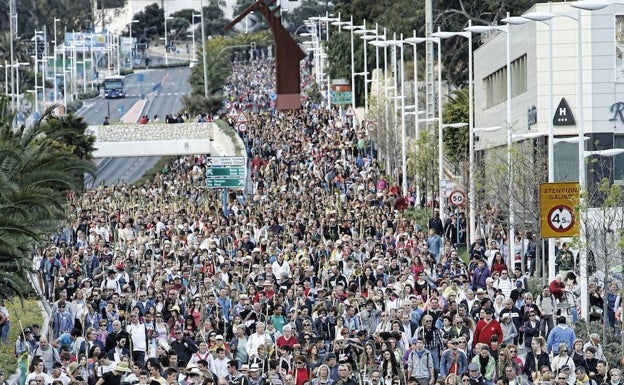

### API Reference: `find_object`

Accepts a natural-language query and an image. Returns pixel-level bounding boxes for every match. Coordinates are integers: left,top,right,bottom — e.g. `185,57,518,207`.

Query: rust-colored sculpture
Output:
226,0,306,110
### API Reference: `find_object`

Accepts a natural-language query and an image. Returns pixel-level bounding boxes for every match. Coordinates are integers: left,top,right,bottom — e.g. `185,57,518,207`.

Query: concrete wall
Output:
87,121,242,158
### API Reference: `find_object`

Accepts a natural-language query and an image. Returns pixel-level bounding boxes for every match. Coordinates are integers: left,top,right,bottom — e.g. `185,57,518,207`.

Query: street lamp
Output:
343,19,368,116
191,14,201,61
129,19,139,69
465,20,509,247
374,37,408,196
53,18,61,104
521,6,588,319
163,15,174,65
404,35,442,212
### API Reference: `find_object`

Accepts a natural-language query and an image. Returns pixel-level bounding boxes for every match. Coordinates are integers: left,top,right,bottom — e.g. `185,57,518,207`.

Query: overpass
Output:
86,121,245,158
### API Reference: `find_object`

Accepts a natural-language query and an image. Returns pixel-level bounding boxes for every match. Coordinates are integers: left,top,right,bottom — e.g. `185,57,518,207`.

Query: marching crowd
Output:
13,56,623,385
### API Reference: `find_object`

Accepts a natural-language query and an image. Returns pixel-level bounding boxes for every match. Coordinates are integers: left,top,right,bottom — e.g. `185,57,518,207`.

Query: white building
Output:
473,0,624,184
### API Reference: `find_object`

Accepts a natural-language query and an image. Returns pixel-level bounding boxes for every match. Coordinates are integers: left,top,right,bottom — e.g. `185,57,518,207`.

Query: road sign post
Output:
449,190,466,207
540,182,580,238
205,156,246,189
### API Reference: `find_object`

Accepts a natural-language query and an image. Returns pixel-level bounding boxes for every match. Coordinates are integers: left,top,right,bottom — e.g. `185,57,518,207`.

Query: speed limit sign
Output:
237,122,248,133
449,190,466,207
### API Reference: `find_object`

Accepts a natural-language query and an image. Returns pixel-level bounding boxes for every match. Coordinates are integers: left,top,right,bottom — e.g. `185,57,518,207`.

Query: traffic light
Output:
250,42,256,51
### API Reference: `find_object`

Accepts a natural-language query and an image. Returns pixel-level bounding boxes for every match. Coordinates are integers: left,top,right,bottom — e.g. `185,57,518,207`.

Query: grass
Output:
215,119,245,155
0,298,44,373
134,156,176,186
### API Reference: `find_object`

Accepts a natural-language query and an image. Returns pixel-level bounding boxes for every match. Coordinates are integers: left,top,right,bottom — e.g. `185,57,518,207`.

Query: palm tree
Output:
0,98,95,300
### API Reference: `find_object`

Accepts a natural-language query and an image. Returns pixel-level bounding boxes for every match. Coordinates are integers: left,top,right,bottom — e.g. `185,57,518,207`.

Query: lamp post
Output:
403,35,441,213
331,17,357,116
375,37,408,196
464,21,508,247
521,7,588,319
163,15,174,65
354,23,376,116
319,14,340,109
344,20,374,116
192,14,201,61
129,19,139,69
53,18,61,104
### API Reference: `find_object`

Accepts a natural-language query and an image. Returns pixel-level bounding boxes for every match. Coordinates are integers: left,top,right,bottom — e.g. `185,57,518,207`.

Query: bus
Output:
103,75,126,99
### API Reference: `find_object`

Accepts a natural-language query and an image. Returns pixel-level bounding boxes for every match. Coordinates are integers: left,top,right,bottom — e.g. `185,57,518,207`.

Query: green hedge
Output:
78,90,100,100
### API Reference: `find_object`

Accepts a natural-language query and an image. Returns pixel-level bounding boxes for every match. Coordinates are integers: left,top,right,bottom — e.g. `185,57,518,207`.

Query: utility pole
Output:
425,0,438,213
9,0,17,111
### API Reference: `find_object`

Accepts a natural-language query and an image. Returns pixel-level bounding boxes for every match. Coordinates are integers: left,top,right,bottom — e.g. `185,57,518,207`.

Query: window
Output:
484,54,527,108
615,15,624,82
614,136,624,181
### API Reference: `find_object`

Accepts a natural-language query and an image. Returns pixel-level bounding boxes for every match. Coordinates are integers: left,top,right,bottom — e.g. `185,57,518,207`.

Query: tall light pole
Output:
53,18,61,104
199,0,208,98
432,28,472,224
464,20,508,248
192,14,201,61
375,37,408,196
163,15,174,65
129,19,139,69
522,7,588,318
332,16,357,116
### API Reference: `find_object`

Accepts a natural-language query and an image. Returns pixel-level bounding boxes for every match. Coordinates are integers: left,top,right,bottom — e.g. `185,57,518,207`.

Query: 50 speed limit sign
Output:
449,190,466,207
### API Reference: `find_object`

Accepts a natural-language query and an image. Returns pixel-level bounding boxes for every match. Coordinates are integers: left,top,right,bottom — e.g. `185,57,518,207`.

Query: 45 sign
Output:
449,190,466,207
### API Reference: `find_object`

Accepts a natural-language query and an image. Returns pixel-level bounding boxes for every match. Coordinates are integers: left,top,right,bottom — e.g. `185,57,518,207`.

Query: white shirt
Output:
127,321,147,352
246,331,272,358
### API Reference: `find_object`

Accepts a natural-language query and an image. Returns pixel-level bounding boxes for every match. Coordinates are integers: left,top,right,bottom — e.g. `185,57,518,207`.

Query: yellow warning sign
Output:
540,182,580,238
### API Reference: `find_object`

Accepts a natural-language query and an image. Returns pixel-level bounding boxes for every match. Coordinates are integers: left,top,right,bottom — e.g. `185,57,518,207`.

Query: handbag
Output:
590,305,604,316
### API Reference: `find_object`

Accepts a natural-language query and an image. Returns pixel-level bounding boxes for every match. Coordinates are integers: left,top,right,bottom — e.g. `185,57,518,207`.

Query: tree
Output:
407,129,439,209
442,88,469,165
184,32,271,114
284,0,332,33
573,156,624,343
0,98,95,301
474,135,547,272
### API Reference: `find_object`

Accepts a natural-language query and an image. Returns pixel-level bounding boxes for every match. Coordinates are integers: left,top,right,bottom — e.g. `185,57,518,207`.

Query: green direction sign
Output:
205,177,245,188
331,91,352,105
206,167,245,177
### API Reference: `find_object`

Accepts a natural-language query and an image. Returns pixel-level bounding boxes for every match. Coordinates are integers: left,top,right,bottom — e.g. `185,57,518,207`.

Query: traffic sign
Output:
540,182,580,238
206,156,245,189
237,122,248,132
366,120,377,131
207,156,245,166
205,178,245,188
449,190,466,207
237,113,248,123
206,167,245,177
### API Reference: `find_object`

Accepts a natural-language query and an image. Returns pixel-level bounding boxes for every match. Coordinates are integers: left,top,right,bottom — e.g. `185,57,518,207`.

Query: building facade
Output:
474,0,624,185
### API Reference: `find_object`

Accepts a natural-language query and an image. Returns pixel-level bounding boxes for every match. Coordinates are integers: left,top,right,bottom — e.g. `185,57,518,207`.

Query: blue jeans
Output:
1,321,10,343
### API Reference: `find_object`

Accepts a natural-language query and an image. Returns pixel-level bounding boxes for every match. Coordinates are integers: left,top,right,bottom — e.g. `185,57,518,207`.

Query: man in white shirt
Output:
126,312,147,364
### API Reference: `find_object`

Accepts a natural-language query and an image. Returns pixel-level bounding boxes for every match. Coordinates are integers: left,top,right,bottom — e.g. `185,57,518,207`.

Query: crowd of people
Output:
13,55,623,385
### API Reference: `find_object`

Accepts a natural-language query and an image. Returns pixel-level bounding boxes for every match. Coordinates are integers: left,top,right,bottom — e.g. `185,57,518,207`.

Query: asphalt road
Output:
80,67,192,187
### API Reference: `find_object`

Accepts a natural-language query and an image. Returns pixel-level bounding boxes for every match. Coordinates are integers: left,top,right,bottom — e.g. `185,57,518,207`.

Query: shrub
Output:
573,320,623,369
66,100,83,114
78,90,100,100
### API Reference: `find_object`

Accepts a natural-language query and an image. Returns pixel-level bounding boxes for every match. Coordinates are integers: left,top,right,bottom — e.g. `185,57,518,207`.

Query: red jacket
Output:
473,318,503,348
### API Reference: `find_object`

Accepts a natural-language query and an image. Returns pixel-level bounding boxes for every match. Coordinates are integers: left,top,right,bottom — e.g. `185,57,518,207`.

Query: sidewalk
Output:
121,99,148,123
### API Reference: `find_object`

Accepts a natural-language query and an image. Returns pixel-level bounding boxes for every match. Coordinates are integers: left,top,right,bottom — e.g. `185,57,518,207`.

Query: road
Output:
80,67,192,187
